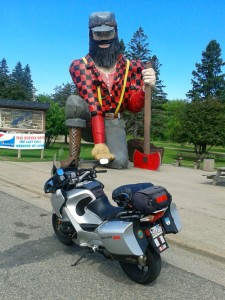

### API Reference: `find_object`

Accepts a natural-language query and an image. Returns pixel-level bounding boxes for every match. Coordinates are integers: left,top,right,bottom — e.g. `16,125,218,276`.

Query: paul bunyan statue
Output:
65,11,156,169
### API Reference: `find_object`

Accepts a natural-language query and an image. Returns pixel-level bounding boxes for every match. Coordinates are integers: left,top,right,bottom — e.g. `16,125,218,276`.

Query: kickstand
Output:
71,248,94,267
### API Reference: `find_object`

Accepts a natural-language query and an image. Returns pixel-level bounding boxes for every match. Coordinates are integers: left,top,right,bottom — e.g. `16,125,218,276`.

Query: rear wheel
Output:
119,246,161,284
52,213,76,246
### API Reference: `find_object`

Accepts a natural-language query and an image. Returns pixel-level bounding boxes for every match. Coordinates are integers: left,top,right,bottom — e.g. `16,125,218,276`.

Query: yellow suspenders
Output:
82,57,130,114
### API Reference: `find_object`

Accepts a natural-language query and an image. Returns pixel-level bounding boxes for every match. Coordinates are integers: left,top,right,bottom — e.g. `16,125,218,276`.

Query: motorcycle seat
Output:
86,195,124,221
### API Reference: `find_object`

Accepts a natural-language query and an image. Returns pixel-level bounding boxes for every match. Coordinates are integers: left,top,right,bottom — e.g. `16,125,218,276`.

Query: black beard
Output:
89,34,120,68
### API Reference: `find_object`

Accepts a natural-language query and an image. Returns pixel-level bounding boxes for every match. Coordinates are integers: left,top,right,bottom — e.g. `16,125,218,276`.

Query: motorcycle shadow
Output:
67,244,166,286
0,236,72,269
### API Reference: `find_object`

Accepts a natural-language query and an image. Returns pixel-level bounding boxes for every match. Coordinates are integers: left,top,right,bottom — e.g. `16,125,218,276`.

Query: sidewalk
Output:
0,160,225,262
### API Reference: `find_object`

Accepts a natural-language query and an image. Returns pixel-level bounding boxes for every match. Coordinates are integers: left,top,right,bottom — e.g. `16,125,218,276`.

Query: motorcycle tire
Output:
119,246,161,284
52,214,75,246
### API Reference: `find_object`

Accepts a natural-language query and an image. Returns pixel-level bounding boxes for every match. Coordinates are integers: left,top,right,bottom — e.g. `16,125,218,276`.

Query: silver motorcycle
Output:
44,158,181,284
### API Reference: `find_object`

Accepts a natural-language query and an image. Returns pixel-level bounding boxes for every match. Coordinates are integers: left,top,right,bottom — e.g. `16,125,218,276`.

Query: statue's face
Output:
92,29,116,48
89,28,120,68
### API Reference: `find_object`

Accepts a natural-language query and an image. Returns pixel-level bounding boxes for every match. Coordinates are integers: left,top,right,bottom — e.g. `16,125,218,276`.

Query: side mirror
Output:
56,168,64,176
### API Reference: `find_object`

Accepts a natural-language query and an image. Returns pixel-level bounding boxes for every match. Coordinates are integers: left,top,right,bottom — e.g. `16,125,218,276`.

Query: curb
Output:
167,237,225,264
0,176,48,199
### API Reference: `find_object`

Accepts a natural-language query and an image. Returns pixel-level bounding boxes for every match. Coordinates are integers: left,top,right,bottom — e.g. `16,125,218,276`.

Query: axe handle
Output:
144,62,152,154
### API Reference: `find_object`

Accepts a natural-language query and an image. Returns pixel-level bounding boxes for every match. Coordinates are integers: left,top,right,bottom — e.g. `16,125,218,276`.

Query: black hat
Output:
89,11,117,32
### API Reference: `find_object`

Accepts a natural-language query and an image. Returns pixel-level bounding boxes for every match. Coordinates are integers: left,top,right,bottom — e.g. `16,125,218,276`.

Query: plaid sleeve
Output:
123,60,145,112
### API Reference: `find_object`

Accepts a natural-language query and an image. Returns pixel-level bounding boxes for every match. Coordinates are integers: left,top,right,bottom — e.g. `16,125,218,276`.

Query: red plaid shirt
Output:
69,54,145,117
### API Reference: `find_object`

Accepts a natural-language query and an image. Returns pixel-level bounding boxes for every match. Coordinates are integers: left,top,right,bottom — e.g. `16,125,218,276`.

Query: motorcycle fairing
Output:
65,205,101,247
62,188,104,246
50,189,66,217
66,188,102,225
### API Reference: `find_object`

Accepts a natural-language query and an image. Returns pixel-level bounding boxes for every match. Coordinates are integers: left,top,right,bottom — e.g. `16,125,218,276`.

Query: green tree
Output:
0,59,36,101
163,99,186,141
180,40,225,155
7,61,36,101
177,98,225,155
51,82,77,143
36,94,67,148
23,64,36,100
124,27,167,138
52,82,76,106
36,93,52,104
124,27,151,137
187,40,225,101
119,39,126,54
10,61,26,100
151,55,168,139
0,58,10,98
125,27,151,62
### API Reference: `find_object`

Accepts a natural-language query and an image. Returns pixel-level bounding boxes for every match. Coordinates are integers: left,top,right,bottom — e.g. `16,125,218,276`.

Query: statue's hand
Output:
142,67,156,89
91,143,115,161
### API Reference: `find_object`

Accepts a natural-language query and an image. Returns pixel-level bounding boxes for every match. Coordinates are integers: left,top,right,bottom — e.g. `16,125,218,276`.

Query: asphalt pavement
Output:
0,160,225,263
1,191,225,299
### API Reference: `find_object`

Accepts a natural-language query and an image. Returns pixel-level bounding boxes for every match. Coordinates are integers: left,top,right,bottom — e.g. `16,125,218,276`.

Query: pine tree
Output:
10,61,27,100
10,62,36,101
177,40,225,154
11,61,24,84
124,27,151,137
187,40,225,101
151,55,167,103
126,27,151,62
23,64,36,101
0,58,10,98
52,82,77,106
151,55,168,138
124,27,167,138
119,39,126,54
0,59,37,101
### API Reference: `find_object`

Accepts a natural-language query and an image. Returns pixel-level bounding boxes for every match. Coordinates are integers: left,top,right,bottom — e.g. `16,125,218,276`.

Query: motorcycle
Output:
44,158,181,284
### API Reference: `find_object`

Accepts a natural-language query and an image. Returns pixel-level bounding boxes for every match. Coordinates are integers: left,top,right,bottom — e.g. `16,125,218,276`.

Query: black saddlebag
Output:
130,185,171,214
112,183,153,208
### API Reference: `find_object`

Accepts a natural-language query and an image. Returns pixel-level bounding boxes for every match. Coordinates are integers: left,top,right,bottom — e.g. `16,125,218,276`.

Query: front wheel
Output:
52,213,76,246
119,246,161,284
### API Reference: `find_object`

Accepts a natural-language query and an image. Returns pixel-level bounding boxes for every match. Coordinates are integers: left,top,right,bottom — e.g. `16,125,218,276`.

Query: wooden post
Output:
41,149,44,159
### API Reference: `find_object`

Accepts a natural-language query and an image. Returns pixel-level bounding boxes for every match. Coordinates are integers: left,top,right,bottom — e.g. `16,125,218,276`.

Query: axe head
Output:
133,150,161,171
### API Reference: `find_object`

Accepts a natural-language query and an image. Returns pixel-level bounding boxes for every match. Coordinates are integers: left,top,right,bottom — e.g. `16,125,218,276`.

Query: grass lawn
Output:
152,140,225,168
0,142,93,162
0,139,225,169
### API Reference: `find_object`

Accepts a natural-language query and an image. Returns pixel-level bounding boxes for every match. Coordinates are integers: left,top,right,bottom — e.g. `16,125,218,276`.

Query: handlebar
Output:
44,165,107,193
77,168,107,181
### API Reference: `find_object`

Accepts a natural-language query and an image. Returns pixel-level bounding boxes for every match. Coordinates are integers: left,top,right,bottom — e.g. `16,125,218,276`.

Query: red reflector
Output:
156,194,167,203
150,211,166,223
112,235,121,240
145,229,151,237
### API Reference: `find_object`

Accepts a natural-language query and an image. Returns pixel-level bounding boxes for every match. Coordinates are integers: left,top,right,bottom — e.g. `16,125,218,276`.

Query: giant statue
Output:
65,11,156,169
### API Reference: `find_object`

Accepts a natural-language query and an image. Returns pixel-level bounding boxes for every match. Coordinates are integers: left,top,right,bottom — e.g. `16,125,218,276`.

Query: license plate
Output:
150,224,163,239
150,224,168,253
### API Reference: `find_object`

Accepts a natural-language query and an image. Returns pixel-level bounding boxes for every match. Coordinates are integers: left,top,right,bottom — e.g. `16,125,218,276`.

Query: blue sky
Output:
1,0,225,100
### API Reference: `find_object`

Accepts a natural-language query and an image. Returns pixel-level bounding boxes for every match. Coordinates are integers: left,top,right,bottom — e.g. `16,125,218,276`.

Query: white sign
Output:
0,132,45,149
